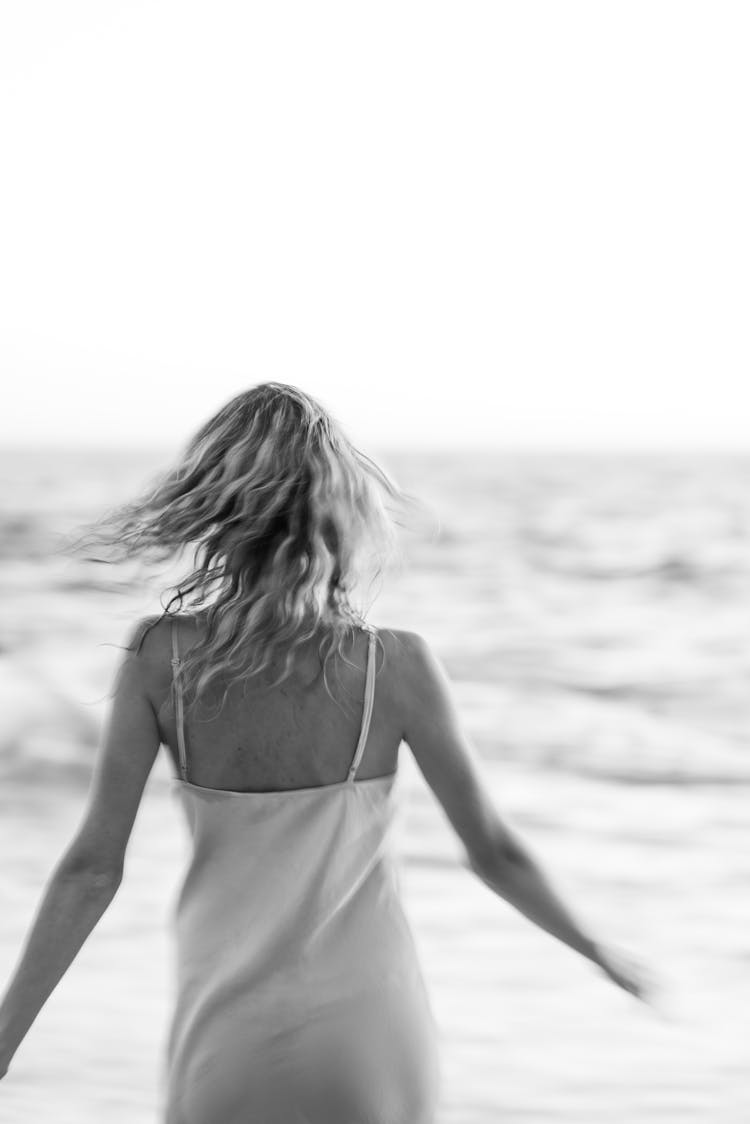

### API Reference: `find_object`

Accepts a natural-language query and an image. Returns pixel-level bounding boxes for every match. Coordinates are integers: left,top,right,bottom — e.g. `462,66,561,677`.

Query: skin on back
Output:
62,618,505,877
154,615,403,791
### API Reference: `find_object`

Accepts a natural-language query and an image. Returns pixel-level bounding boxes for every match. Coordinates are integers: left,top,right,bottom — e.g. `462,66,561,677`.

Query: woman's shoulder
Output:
372,627,429,677
123,612,202,669
376,626,425,653
375,627,442,698
119,613,205,703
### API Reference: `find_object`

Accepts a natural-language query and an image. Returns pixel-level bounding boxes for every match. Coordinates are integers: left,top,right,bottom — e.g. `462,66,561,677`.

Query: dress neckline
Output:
172,769,398,798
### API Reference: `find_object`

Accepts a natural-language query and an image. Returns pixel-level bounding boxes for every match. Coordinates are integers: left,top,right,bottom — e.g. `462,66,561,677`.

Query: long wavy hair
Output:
78,383,423,713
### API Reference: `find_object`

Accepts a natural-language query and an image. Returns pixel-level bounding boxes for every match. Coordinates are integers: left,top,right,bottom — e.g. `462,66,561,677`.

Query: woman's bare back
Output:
144,615,405,793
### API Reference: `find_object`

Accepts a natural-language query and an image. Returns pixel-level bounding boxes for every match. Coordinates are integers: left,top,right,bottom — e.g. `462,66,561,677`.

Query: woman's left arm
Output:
0,621,161,1075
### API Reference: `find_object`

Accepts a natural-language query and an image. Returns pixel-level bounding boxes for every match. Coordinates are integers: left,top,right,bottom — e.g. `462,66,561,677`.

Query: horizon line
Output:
1,440,749,458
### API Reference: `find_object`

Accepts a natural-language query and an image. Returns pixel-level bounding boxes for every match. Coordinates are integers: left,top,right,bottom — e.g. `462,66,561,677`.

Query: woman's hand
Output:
591,942,653,1003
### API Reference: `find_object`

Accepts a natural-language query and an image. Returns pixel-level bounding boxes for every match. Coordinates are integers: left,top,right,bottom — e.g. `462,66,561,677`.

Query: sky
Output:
1,2,748,452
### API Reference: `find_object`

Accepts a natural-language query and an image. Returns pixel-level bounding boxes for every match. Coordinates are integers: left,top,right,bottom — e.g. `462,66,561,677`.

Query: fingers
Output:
597,945,656,1004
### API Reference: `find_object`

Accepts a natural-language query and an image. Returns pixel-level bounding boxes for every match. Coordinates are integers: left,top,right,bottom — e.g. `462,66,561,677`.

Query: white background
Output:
1,1,748,450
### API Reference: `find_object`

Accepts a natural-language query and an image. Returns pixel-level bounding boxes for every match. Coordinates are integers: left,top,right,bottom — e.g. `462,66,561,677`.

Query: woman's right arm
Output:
395,630,648,1001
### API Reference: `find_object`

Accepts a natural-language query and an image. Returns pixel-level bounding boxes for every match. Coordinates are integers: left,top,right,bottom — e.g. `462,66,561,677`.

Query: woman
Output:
0,383,647,1122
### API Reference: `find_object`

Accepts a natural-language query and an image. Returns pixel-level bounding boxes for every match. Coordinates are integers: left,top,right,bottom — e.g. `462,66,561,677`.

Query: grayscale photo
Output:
1,3,747,1122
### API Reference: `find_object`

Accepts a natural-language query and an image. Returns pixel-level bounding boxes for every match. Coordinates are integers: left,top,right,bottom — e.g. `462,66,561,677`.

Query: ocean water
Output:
0,447,748,1122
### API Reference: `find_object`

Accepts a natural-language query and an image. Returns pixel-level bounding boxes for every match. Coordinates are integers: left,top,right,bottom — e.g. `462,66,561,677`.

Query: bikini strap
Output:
347,627,377,783
170,620,189,782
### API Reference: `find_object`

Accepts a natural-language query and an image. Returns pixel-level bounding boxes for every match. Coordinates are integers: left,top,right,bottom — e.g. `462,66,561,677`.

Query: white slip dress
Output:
159,624,442,1124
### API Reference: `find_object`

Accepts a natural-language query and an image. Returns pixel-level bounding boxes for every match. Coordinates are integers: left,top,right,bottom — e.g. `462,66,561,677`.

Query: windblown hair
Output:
78,383,422,711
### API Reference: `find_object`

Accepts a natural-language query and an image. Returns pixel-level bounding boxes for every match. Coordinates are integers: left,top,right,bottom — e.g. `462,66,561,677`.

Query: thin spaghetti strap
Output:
347,628,377,783
170,620,189,782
